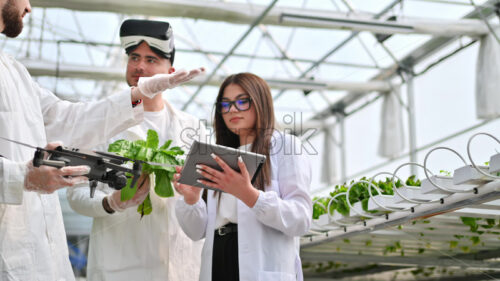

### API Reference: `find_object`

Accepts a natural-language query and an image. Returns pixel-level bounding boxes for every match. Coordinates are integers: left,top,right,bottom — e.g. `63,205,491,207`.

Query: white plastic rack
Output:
304,132,500,248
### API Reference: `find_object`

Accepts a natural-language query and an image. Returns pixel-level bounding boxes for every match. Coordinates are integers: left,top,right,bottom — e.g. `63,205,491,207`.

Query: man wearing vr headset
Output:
67,19,205,281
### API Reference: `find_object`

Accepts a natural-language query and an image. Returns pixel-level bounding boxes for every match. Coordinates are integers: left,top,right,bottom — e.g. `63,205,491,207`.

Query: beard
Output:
1,0,23,38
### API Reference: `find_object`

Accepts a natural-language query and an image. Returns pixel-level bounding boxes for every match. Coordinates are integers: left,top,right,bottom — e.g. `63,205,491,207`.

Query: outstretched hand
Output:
138,67,205,98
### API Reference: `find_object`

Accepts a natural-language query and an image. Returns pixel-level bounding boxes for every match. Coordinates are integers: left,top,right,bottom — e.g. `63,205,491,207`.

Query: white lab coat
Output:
0,51,143,280
176,131,312,281
67,100,206,281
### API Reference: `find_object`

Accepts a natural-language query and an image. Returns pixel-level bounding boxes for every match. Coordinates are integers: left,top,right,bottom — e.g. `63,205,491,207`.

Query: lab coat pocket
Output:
258,270,296,281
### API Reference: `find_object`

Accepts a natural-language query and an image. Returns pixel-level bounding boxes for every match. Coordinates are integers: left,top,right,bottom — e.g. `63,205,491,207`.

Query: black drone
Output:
33,146,142,198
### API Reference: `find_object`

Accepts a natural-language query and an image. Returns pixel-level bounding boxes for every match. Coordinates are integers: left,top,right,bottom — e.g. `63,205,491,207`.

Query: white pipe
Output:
22,59,395,92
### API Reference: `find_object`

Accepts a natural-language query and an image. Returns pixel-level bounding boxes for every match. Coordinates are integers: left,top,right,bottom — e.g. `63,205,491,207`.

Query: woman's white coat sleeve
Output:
175,197,208,241
251,136,313,237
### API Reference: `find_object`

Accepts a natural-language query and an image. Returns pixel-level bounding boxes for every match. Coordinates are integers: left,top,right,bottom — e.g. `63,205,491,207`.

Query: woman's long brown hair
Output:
213,73,275,190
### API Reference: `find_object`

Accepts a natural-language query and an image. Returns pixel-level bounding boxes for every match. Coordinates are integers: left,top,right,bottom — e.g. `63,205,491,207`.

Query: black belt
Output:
215,223,237,236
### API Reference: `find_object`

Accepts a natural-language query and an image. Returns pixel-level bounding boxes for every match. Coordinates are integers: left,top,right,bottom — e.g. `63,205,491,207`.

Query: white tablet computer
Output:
178,140,266,192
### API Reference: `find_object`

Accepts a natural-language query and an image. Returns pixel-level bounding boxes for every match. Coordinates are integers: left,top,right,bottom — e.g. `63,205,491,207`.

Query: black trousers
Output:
212,228,239,281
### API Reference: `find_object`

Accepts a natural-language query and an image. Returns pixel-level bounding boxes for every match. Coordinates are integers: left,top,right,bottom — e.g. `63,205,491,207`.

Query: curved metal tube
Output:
423,146,475,193
467,132,500,180
392,162,441,204
367,172,406,212
326,192,358,226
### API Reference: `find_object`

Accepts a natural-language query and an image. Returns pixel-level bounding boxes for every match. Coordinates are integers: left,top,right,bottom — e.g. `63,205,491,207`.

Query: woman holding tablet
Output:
174,72,312,281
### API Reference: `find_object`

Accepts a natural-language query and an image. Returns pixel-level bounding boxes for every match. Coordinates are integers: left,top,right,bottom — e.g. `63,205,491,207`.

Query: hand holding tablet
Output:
177,141,266,192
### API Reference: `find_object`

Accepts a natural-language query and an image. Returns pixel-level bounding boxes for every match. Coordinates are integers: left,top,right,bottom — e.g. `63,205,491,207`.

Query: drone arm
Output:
33,148,66,168
104,162,136,174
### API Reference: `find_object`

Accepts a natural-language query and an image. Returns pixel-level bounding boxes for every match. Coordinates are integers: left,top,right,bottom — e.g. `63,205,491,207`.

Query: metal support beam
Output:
30,0,492,36
258,24,330,111
29,0,374,29
319,0,498,119
279,13,491,36
273,0,403,102
304,265,409,280
417,271,500,281
22,59,392,92
338,113,347,183
176,27,232,75
305,263,500,281
181,0,279,110
406,70,418,176
300,251,500,269
10,37,381,70
321,126,337,185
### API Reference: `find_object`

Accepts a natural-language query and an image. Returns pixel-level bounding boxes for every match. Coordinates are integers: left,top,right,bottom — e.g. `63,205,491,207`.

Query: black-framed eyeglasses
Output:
215,98,252,114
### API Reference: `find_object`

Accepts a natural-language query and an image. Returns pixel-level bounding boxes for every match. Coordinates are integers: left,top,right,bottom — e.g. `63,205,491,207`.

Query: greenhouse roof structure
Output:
4,0,500,280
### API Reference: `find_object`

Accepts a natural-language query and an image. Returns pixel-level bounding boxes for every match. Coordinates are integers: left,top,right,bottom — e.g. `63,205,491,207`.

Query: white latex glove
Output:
24,142,90,194
107,174,150,212
137,67,205,98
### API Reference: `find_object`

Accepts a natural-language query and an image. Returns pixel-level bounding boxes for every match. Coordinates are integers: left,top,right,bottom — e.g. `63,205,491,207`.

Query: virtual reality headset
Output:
120,19,175,60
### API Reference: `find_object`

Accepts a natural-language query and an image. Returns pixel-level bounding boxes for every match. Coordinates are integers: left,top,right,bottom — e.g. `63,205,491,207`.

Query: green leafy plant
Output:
405,175,421,186
108,129,184,217
383,241,402,255
470,236,481,245
460,217,481,232
482,218,496,229
312,197,330,220
311,176,411,220
439,170,452,177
